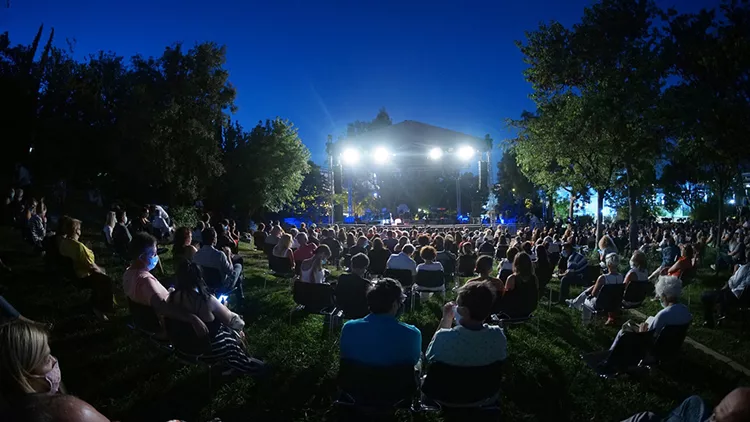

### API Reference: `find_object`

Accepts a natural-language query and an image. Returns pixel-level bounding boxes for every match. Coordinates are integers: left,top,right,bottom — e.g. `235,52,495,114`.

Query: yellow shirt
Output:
59,238,96,278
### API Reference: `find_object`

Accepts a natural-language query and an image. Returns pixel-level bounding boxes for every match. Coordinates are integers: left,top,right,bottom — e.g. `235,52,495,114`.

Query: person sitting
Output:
367,237,391,275
321,229,343,269
557,242,589,303
383,230,399,253
192,221,205,246
649,234,680,280
426,282,507,366
620,387,750,422
102,211,115,246
497,248,517,281
28,201,49,252
663,244,695,280
0,320,112,422
567,253,623,325
335,253,373,319
435,237,457,273
608,276,691,352
598,234,618,269
150,206,173,240
457,242,478,276
193,228,243,293
386,244,417,276
622,250,651,307
348,236,369,258
111,209,131,259
172,227,198,272
534,243,553,288
413,235,431,265
300,244,331,284
495,235,509,260
496,252,539,318
271,233,295,272
264,225,282,249
478,236,495,257
416,246,444,273
393,236,409,253
130,207,152,234
168,261,265,375
216,220,238,255
57,217,115,321
702,249,750,328
293,232,317,263
123,232,208,336
339,278,421,366
252,223,266,250
468,255,504,296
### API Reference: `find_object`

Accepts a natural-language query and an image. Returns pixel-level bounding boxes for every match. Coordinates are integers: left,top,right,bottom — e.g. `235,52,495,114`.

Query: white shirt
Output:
386,252,417,275
426,324,507,366
728,264,750,298
626,267,649,282
153,205,170,221
417,261,444,272
648,303,692,333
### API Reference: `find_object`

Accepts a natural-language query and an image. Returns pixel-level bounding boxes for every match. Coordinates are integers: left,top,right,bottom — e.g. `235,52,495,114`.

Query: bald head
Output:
714,387,750,422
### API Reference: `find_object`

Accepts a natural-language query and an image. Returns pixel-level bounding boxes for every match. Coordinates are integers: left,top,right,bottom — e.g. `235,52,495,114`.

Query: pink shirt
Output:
293,243,317,262
123,266,169,306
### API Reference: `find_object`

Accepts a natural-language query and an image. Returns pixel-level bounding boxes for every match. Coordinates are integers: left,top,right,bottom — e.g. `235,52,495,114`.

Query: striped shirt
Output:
566,252,587,275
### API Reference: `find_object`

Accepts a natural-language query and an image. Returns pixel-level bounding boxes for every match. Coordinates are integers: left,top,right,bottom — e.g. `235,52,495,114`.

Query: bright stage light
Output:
342,148,360,165
457,145,475,160
429,147,443,160
373,147,390,164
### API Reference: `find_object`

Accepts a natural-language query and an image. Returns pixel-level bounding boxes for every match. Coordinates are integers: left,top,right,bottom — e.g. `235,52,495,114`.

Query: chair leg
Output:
208,364,212,391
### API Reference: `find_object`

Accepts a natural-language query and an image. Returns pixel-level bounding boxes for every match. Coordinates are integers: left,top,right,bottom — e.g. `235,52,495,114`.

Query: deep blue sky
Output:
2,0,716,167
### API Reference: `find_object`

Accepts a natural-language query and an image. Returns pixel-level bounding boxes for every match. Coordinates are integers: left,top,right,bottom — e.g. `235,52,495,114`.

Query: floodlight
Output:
342,148,360,165
373,147,390,164
429,147,443,160
457,145,475,160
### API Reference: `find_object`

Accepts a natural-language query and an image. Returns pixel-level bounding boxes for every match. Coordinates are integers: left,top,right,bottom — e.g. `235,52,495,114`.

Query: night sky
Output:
2,0,717,167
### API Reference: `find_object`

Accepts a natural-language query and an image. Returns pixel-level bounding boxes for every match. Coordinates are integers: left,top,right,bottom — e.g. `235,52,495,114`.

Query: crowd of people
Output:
3,188,750,421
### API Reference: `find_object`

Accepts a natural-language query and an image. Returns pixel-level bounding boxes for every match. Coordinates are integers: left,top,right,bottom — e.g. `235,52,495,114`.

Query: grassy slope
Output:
0,228,748,422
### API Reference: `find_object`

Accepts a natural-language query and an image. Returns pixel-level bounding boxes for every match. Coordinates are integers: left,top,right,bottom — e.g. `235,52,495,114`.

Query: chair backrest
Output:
585,265,602,284
163,318,211,356
651,323,690,362
262,242,275,257
593,284,626,312
421,361,504,405
604,331,653,372
292,280,334,311
384,269,414,288
270,255,293,274
680,266,697,286
436,254,456,275
623,281,651,304
200,265,224,290
416,270,445,289
499,269,512,282
338,359,417,406
128,298,162,334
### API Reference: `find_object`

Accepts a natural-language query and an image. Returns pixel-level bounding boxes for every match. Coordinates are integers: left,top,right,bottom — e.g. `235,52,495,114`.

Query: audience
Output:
252,223,266,249
28,201,48,251
193,228,243,293
622,387,750,422
272,233,295,272
300,244,331,284
340,278,421,366
172,226,198,271
293,232,317,262
321,229,343,269
622,250,651,307
216,220,238,255
567,253,623,325
457,242,478,276
416,246,443,273
168,261,265,375
192,221,205,246
558,241,589,303
383,230,399,253
426,282,507,366
0,320,112,422
111,209,131,259
702,249,750,328
649,234,680,279
57,217,115,320
335,253,373,319
102,211,115,246
469,255,504,295
367,237,390,275
664,244,695,279
386,243,417,276
130,207,151,234
497,252,539,318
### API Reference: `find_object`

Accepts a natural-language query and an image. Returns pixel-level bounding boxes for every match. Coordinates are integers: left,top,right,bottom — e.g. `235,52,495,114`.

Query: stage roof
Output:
344,120,489,154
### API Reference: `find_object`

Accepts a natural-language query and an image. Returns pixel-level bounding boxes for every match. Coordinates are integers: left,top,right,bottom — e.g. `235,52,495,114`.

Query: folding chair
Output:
335,359,419,418
622,282,652,310
384,269,416,310
163,317,214,389
582,284,626,323
680,267,698,306
641,323,690,368
126,299,173,351
415,271,445,295
437,256,457,288
581,330,652,378
420,360,504,411
201,266,241,305
290,280,337,335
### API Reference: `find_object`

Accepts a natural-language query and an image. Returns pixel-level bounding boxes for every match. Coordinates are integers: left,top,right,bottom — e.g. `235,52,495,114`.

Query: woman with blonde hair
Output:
0,320,111,421
102,211,116,246
273,233,295,271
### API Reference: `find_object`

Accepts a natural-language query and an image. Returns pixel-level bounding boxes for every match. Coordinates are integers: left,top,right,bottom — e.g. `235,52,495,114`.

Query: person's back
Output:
368,247,390,274
112,222,131,257
335,272,371,319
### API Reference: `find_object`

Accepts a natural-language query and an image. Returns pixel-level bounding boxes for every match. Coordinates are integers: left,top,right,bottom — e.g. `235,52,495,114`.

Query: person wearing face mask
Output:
426,282,507,367
300,244,331,284
608,276,691,352
620,387,750,422
57,217,115,321
0,320,112,422
123,232,208,337
339,278,422,366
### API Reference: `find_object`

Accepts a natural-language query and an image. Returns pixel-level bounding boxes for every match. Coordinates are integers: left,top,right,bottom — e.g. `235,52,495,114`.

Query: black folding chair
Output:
642,323,690,367
384,269,416,311
163,318,214,389
582,284,626,321
291,280,337,334
415,270,445,294
269,255,294,277
201,265,241,305
335,359,418,417
421,361,504,410
581,330,653,378
126,299,173,351
262,242,275,258
622,282,652,309
437,256,457,287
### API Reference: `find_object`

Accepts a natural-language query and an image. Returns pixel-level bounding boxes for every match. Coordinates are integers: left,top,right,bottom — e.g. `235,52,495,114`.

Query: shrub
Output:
171,206,199,229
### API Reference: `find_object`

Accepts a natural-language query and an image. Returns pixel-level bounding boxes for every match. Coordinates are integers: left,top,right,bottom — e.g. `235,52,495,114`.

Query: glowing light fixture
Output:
373,147,391,164
457,145,475,160
342,148,360,165
429,147,443,160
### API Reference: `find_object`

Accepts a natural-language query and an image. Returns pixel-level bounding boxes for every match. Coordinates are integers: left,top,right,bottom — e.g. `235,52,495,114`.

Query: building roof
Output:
347,120,489,154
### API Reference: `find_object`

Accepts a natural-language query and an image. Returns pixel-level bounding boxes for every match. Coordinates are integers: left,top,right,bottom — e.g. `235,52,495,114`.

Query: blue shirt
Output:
661,245,680,267
566,252,588,275
340,313,422,366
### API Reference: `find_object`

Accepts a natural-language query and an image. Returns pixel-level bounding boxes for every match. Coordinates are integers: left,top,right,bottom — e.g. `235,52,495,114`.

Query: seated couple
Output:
123,232,263,374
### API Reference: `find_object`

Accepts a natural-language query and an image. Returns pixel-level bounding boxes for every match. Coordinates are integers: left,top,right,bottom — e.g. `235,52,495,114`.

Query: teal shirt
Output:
340,313,422,366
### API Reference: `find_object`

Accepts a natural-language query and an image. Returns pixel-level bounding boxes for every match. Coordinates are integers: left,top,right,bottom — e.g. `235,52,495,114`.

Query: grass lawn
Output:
1,227,748,422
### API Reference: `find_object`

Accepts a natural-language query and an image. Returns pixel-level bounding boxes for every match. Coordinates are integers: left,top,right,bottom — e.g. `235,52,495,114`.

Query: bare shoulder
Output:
52,395,111,422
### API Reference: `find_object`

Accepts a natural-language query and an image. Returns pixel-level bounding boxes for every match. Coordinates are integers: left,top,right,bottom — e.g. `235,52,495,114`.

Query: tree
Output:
345,107,392,138
493,148,541,218
287,161,331,222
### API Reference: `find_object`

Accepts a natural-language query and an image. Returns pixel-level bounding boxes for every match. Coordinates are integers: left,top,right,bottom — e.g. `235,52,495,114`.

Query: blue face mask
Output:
321,259,327,265
453,304,462,324
145,253,159,271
